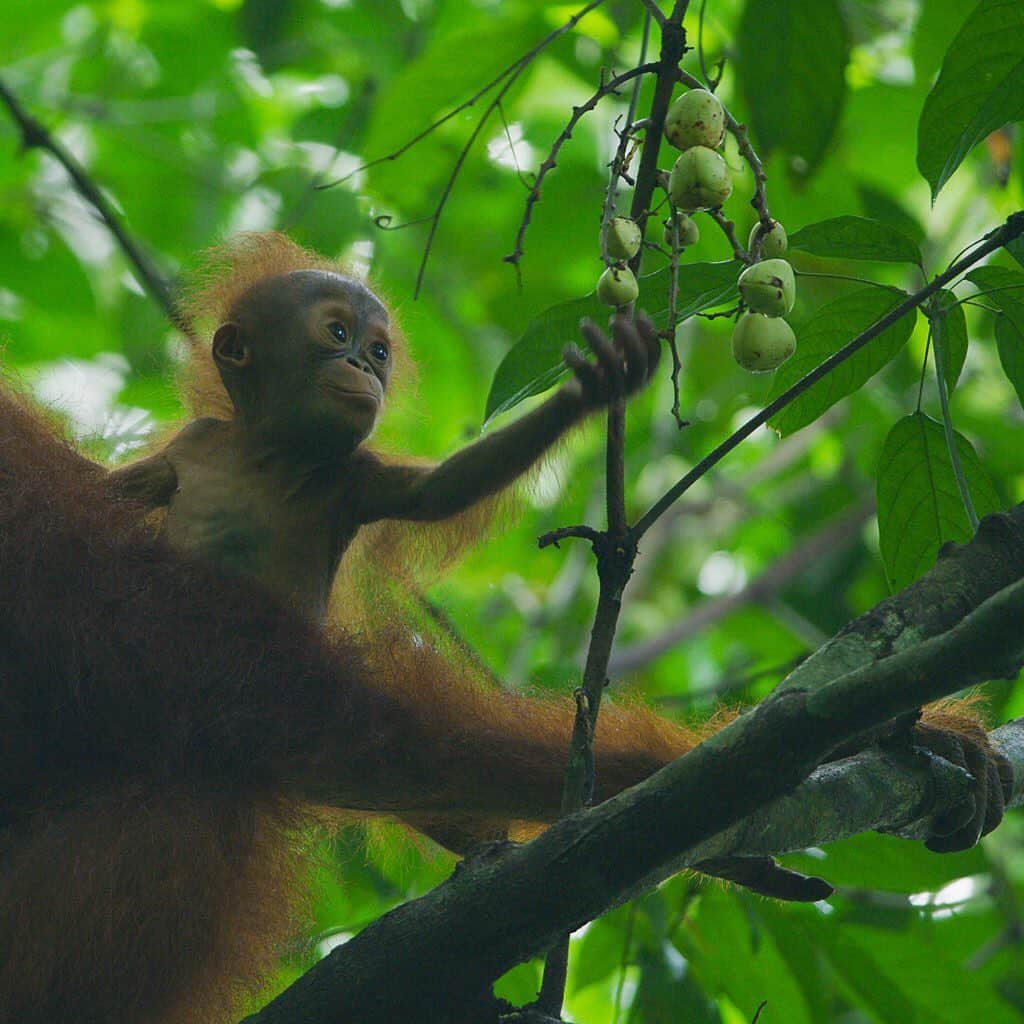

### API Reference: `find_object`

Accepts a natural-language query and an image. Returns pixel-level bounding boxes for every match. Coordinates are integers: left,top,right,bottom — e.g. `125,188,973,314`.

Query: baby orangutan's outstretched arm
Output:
352,314,660,524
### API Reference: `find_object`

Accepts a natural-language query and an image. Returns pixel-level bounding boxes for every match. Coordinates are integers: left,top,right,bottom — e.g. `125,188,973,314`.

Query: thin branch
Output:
399,0,611,296
539,7,685,1012
632,211,1024,541
0,76,187,336
666,198,687,426
611,497,874,673
707,207,750,264
505,62,660,272
317,1,608,192
538,524,602,549
638,0,668,26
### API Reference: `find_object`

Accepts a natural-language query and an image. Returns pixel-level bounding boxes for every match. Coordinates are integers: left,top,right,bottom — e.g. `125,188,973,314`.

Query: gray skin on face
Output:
221,270,394,453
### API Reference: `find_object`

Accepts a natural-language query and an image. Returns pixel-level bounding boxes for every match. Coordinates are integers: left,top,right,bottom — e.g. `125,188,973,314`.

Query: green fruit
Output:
668,148,733,212
663,212,700,249
597,264,639,307
603,217,642,261
748,220,788,258
731,313,796,372
664,88,726,151
737,258,796,316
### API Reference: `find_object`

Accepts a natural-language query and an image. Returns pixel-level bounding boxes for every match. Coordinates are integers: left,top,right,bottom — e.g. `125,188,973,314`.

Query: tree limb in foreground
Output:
242,507,1024,1024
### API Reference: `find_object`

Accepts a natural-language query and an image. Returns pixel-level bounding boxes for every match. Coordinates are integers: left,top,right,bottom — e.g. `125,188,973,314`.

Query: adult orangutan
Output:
0,234,1008,1024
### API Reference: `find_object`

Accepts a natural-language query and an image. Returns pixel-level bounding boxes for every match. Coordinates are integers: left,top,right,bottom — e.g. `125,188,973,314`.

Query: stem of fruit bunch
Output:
536,4,691,1017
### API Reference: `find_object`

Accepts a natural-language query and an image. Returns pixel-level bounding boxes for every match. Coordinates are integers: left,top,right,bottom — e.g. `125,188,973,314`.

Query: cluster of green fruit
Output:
596,87,798,374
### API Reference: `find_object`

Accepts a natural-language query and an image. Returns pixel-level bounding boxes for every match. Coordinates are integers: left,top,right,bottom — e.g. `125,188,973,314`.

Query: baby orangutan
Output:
111,261,658,620
0,233,1009,1024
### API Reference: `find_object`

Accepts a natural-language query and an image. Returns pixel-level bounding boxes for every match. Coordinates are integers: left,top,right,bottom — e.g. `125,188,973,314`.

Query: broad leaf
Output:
932,288,968,394
677,890,813,1024
995,316,1024,409
917,0,1024,200
965,265,1024,406
766,287,916,436
966,265,1024,326
484,263,739,424
912,0,974,79
814,923,1021,1024
737,0,850,175
1007,233,1024,268
640,260,740,326
876,413,999,592
788,216,922,264
783,832,985,893
856,183,927,247
483,294,599,425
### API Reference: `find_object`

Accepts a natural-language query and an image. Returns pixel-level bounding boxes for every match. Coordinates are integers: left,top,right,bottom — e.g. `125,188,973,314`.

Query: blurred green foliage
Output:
1,0,1023,1020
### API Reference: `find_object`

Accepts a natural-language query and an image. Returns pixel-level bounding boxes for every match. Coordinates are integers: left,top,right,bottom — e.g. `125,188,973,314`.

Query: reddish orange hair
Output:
176,232,413,421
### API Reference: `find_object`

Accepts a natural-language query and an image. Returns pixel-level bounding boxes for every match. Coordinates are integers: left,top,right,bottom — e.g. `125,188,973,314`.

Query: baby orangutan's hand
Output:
563,312,661,412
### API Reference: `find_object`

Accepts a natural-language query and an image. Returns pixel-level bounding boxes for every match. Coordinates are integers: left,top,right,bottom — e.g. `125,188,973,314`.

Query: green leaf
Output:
814,926,930,1022
493,960,541,1005
1006,234,1024,268
572,904,631,993
840,924,1022,1023
630,950,718,1024
783,832,986,893
966,265,1024,405
876,413,999,591
995,315,1024,409
484,262,739,425
364,8,539,198
678,890,812,1024
966,265,1024,327
917,0,1024,200
932,289,968,394
912,0,975,80
737,0,850,174
766,287,916,436
483,295,601,425
640,260,740,326
857,182,927,247
788,215,922,264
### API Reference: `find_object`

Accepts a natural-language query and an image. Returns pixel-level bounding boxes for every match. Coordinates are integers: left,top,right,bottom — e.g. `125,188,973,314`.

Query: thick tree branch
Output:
243,506,1024,1024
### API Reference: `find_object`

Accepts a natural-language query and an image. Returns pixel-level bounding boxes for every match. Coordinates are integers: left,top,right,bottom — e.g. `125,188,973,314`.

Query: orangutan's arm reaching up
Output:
353,315,660,525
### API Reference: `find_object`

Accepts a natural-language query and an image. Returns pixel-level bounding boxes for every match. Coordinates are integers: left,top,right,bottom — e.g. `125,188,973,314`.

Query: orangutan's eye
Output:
370,341,389,362
327,322,348,344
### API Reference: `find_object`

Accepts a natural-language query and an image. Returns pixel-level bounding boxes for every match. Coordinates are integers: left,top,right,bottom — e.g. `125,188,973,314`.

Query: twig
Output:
611,497,874,673
538,7,687,1014
317,1,608,193
707,208,750,264
505,63,660,272
538,524,602,549
638,0,668,26
666,199,687,426
631,211,1024,541
400,0,611,296
0,76,187,336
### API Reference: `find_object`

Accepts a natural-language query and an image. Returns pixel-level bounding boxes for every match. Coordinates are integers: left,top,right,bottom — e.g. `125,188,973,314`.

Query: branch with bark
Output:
242,505,1024,1024
0,76,186,335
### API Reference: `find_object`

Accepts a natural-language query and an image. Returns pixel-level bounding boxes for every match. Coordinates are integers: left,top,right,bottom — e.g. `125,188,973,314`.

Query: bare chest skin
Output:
162,421,358,620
